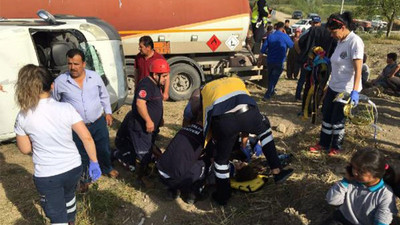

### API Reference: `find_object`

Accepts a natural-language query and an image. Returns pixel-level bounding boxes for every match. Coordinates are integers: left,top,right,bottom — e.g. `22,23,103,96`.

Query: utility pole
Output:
340,0,345,14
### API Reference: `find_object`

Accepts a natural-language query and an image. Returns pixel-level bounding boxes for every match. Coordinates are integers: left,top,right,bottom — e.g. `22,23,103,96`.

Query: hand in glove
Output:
89,161,102,182
350,90,359,106
240,146,252,162
254,143,263,157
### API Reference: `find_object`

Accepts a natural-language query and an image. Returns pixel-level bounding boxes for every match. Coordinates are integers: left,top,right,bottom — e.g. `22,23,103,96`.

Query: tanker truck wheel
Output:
169,63,201,101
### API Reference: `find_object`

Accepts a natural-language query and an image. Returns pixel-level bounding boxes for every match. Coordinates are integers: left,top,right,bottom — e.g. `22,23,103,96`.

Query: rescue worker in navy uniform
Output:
157,115,211,204
158,89,210,204
113,111,136,172
131,58,169,185
251,0,271,54
201,77,294,205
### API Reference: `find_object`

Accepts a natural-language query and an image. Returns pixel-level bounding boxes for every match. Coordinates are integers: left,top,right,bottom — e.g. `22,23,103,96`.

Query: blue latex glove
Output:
350,90,359,106
89,161,101,182
254,143,263,157
240,146,252,162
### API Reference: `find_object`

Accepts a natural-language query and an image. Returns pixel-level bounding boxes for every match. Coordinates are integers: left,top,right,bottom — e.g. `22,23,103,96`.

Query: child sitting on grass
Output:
323,148,398,225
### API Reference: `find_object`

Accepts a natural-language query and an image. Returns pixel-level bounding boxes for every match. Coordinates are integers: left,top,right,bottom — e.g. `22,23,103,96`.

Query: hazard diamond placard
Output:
225,35,239,51
207,35,221,52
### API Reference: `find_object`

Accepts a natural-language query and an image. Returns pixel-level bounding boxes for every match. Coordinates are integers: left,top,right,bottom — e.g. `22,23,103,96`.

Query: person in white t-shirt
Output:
14,64,101,225
309,12,364,156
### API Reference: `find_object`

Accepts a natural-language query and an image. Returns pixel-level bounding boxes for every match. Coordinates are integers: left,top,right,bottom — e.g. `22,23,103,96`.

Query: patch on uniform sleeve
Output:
139,90,147,98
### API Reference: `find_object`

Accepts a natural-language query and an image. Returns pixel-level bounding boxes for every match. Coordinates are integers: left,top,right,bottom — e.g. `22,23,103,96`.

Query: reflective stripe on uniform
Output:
66,196,75,207
322,128,332,135
332,123,345,129
214,162,230,179
333,129,345,135
215,171,230,179
322,121,332,128
258,128,272,139
214,162,229,170
203,90,248,138
158,170,171,179
260,134,273,146
67,205,76,214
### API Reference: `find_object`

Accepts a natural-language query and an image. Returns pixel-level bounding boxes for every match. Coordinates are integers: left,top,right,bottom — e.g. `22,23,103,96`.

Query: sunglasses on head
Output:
332,18,345,26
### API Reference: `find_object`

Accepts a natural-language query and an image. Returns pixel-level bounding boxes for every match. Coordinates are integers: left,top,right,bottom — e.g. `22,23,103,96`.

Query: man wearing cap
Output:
131,58,170,185
311,16,322,27
298,16,322,38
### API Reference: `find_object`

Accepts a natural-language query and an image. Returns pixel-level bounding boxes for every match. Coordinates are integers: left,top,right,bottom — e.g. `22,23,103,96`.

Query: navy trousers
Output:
211,107,281,203
73,116,113,182
33,166,82,224
319,88,346,150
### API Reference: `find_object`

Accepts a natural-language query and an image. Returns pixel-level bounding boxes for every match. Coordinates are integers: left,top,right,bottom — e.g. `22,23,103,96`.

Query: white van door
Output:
0,27,38,141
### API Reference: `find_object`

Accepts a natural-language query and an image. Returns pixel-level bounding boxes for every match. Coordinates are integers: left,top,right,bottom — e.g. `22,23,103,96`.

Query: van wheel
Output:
126,61,136,96
169,63,201,101
127,75,135,96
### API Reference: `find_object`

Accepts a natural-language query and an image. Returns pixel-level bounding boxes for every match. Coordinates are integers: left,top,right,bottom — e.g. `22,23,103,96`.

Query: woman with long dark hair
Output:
310,12,364,155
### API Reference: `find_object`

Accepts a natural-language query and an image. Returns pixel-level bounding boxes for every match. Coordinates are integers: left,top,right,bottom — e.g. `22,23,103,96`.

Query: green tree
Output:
356,0,400,37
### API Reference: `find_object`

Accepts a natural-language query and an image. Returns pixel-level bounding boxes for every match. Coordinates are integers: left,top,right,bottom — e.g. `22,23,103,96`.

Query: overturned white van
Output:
0,10,127,142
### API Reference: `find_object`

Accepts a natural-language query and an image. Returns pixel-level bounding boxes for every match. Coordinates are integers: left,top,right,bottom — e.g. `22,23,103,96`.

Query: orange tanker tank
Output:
0,0,251,55
1,0,260,101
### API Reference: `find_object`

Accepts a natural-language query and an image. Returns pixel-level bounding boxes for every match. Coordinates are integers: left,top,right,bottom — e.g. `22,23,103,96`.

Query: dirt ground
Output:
1,16,400,225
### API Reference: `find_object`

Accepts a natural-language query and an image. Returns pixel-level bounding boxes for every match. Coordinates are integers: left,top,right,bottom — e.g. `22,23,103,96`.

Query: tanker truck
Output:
0,0,261,100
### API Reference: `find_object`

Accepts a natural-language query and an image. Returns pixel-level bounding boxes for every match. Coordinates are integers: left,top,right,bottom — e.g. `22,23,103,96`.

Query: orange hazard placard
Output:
154,41,171,54
207,35,221,52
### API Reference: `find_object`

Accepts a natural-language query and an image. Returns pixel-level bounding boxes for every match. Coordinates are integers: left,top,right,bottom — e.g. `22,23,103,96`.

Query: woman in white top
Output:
309,12,364,156
14,64,102,225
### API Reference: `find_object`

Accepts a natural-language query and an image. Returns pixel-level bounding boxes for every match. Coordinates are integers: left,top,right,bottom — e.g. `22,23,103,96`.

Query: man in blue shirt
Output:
257,22,293,100
53,49,118,191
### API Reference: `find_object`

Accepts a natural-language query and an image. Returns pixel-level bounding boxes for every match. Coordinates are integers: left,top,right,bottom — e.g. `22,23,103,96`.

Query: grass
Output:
359,33,400,44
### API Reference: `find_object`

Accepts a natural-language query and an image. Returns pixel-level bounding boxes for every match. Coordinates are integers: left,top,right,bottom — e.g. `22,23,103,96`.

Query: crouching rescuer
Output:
201,77,294,206
157,108,211,204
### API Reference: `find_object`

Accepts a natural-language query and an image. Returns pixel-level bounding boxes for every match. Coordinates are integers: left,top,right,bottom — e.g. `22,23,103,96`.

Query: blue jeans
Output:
73,116,113,182
264,63,284,99
33,166,82,224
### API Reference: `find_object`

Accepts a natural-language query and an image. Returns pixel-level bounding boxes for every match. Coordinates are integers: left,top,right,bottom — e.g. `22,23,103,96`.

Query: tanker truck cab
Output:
0,10,127,142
